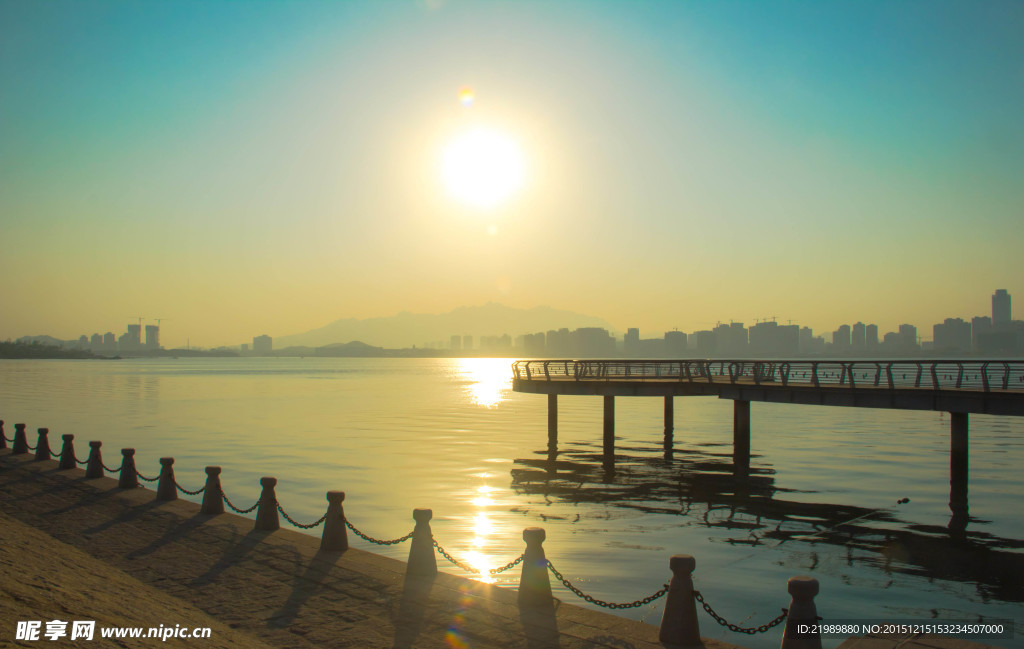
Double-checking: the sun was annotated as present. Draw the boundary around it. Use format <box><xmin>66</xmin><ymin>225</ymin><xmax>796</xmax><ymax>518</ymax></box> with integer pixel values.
<box><xmin>441</xmin><ymin>128</ymin><xmax>525</xmax><ymax>209</ymax></box>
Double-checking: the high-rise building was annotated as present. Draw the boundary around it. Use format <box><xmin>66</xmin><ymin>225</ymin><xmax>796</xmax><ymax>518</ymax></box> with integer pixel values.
<box><xmin>664</xmin><ymin>330</ymin><xmax>687</xmax><ymax>357</ymax></box>
<box><xmin>898</xmin><ymin>324</ymin><xmax>918</xmax><ymax>350</ymax></box>
<box><xmin>624</xmin><ymin>328</ymin><xmax>640</xmax><ymax>356</ymax></box>
<box><xmin>851</xmin><ymin>323</ymin><xmax>866</xmax><ymax>351</ymax></box>
<box><xmin>832</xmin><ymin>324</ymin><xmax>851</xmax><ymax>349</ymax></box>
<box><xmin>933</xmin><ymin>318</ymin><xmax>971</xmax><ymax>353</ymax></box>
<box><xmin>993</xmin><ymin>289</ymin><xmax>1011</xmax><ymax>326</ymax></box>
<box><xmin>253</xmin><ymin>335</ymin><xmax>272</xmax><ymax>354</ymax></box>
<box><xmin>972</xmin><ymin>316</ymin><xmax>992</xmax><ymax>352</ymax></box>
<box><xmin>866</xmin><ymin>324</ymin><xmax>879</xmax><ymax>348</ymax></box>
<box><xmin>145</xmin><ymin>325</ymin><xmax>159</xmax><ymax>350</ymax></box>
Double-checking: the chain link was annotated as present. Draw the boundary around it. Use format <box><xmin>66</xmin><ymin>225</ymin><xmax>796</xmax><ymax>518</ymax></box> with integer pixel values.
<box><xmin>48</xmin><ymin>443</ymin><xmax>62</xmax><ymax>457</ymax></box>
<box><xmin>137</xmin><ymin>470</ymin><xmax>159</xmax><ymax>482</ymax></box>
<box><xmin>75</xmin><ymin>456</ymin><xmax>89</xmax><ymax>466</ymax></box>
<box><xmin>277</xmin><ymin>502</ymin><xmax>327</xmax><ymax>529</ymax></box>
<box><xmin>489</xmin><ymin>553</ymin><xmax>525</xmax><ymax>575</ymax></box>
<box><xmin>344</xmin><ymin>519</ymin><xmax>414</xmax><ymax>545</ymax></box>
<box><xmin>175</xmin><ymin>480</ymin><xmax>206</xmax><ymax>495</ymax></box>
<box><xmin>546</xmin><ymin>560</ymin><xmax>670</xmax><ymax>609</ymax></box>
<box><xmin>222</xmin><ymin>492</ymin><xmax>259</xmax><ymax>514</ymax></box>
<box><xmin>693</xmin><ymin>590</ymin><xmax>788</xmax><ymax>634</ymax></box>
<box><xmin>432</xmin><ymin>539</ymin><xmax>477</xmax><ymax>572</ymax></box>
<box><xmin>27</xmin><ymin>443</ymin><xmax>38</xmax><ymax>451</ymax></box>
<box><xmin>101</xmin><ymin>461</ymin><xmax>122</xmax><ymax>473</ymax></box>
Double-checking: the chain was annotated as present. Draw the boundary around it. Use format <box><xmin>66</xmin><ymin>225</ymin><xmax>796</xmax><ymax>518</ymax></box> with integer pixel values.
<box><xmin>344</xmin><ymin>519</ymin><xmax>414</xmax><ymax>545</ymax></box>
<box><xmin>101</xmin><ymin>462</ymin><xmax>122</xmax><ymax>473</ymax></box>
<box><xmin>693</xmin><ymin>590</ymin><xmax>788</xmax><ymax>634</ymax></box>
<box><xmin>75</xmin><ymin>456</ymin><xmax>89</xmax><ymax>466</ymax></box>
<box><xmin>277</xmin><ymin>503</ymin><xmax>327</xmax><ymax>529</ymax></box>
<box><xmin>137</xmin><ymin>470</ymin><xmax>159</xmax><ymax>482</ymax></box>
<box><xmin>489</xmin><ymin>553</ymin><xmax>525</xmax><ymax>575</ymax></box>
<box><xmin>546</xmin><ymin>560</ymin><xmax>670</xmax><ymax>609</ymax></box>
<box><xmin>222</xmin><ymin>493</ymin><xmax>259</xmax><ymax>514</ymax></box>
<box><xmin>48</xmin><ymin>443</ymin><xmax>62</xmax><ymax>457</ymax></box>
<box><xmin>175</xmin><ymin>480</ymin><xmax>206</xmax><ymax>495</ymax></box>
<box><xmin>27</xmin><ymin>443</ymin><xmax>38</xmax><ymax>451</ymax></box>
<box><xmin>432</xmin><ymin>540</ymin><xmax>477</xmax><ymax>572</ymax></box>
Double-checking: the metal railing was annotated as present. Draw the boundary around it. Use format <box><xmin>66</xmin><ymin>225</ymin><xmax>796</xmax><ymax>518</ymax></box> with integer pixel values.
<box><xmin>512</xmin><ymin>360</ymin><xmax>1024</xmax><ymax>393</ymax></box>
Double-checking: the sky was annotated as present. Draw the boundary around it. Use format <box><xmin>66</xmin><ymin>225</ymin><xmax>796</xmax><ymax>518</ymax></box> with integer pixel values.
<box><xmin>2</xmin><ymin>0</ymin><xmax>1022</xmax><ymax>348</ymax></box>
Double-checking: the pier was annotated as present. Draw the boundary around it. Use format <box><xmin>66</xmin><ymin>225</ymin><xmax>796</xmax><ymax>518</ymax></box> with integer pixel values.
<box><xmin>513</xmin><ymin>358</ymin><xmax>1024</xmax><ymax>490</ymax></box>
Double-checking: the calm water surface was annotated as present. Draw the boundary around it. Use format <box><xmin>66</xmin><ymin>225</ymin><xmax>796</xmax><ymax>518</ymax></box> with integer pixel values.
<box><xmin>2</xmin><ymin>357</ymin><xmax>1021</xmax><ymax>648</ymax></box>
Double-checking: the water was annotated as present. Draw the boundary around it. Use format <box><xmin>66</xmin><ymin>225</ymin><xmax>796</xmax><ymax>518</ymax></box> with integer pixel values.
<box><xmin>2</xmin><ymin>357</ymin><xmax>1021</xmax><ymax>648</ymax></box>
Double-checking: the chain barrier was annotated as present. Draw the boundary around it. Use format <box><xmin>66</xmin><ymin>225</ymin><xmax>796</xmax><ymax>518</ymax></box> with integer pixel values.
<box><xmin>27</xmin><ymin>443</ymin><xmax>38</xmax><ymax>451</ymax></box>
<box><xmin>432</xmin><ymin>540</ymin><xmax>477</xmax><ymax>572</ymax></box>
<box><xmin>693</xmin><ymin>590</ymin><xmax>788</xmax><ymax>634</ymax></box>
<box><xmin>48</xmin><ymin>442</ymin><xmax>62</xmax><ymax>457</ymax></box>
<box><xmin>102</xmin><ymin>462</ymin><xmax>122</xmax><ymax>473</ymax></box>
<box><xmin>489</xmin><ymin>553</ymin><xmax>525</xmax><ymax>575</ymax></box>
<box><xmin>174</xmin><ymin>480</ymin><xmax>206</xmax><ymax>496</ymax></box>
<box><xmin>136</xmin><ymin>470</ymin><xmax>159</xmax><ymax>482</ymax></box>
<box><xmin>546</xmin><ymin>560</ymin><xmax>670</xmax><ymax>609</ymax></box>
<box><xmin>277</xmin><ymin>502</ymin><xmax>327</xmax><ymax>529</ymax></box>
<box><xmin>1</xmin><ymin>433</ymin><xmax>12</xmax><ymax>443</ymax></box>
<box><xmin>75</xmin><ymin>456</ymin><xmax>89</xmax><ymax>466</ymax></box>
<box><xmin>344</xmin><ymin>518</ymin><xmax>414</xmax><ymax>545</ymax></box>
<box><xmin>222</xmin><ymin>493</ymin><xmax>259</xmax><ymax>515</ymax></box>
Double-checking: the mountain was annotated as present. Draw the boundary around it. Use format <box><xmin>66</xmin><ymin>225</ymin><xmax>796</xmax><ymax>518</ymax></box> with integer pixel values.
<box><xmin>273</xmin><ymin>303</ymin><xmax>619</xmax><ymax>349</ymax></box>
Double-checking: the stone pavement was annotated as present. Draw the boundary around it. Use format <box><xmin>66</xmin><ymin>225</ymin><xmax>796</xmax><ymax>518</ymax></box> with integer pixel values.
<box><xmin>0</xmin><ymin>450</ymin><xmax>744</xmax><ymax>649</ymax></box>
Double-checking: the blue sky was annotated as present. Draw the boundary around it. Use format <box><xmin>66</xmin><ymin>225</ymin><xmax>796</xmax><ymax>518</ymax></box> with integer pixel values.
<box><xmin>2</xmin><ymin>0</ymin><xmax>1021</xmax><ymax>346</ymax></box>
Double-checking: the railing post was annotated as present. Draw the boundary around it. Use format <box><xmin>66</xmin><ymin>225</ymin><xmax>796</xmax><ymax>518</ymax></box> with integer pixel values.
<box><xmin>34</xmin><ymin>428</ymin><xmax>51</xmax><ymax>461</ymax></box>
<box><xmin>59</xmin><ymin>434</ymin><xmax>76</xmax><ymax>470</ymax></box>
<box><xmin>200</xmin><ymin>466</ymin><xmax>224</xmax><ymax>514</ymax></box>
<box><xmin>659</xmin><ymin>554</ymin><xmax>701</xmax><ymax>646</ymax></box>
<box><xmin>320</xmin><ymin>491</ymin><xmax>348</xmax><ymax>551</ymax></box>
<box><xmin>156</xmin><ymin>457</ymin><xmax>177</xmax><ymax>501</ymax></box>
<box><xmin>781</xmin><ymin>576</ymin><xmax>821</xmax><ymax>649</ymax></box>
<box><xmin>0</xmin><ymin>420</ymin><xmax>6</xmax><ymax>449</ymax></box>
<box><xmin>85</xmin><ymin>441</ymin><xmax>104</xmax><ymax>479</ymax></box>
<box><xmin>518</xmin><ymin>527</ymin><xmax>552</xmax><ymax>608</ymax></box>
<box><xmin>118</xmin><ymin>448</ymin><xmax>139</xmax><ymax>488</ymax></box>
<box><xmin>407</xmin><ymin>508</ymin><xmax>437</xmax><ymax>576</ymax></box>
<box><xmin>12</xmin><ymin>423</ymin><xmax>28</xmax><ymax>454</ymax></box>
<box><xmin>254</xmin><ymin>477</ymin><xmax>280</xmax><ymax>531</ymax></box>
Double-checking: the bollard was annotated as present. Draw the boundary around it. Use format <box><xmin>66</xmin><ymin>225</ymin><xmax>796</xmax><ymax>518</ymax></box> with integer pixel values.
<box><xmin>156</xmin><ymin>457</ymin><xmax>177</xmax><ymax>501</ymax></box>
<box><xmin>781</xmin><ymin>576</ymin><xmax>821</xmax><ymax>649</ymax></box>
<box><xmin>659</xmin><ymin>554</ymin><xmax>701</xmax><ymax>646</ymax></box>
<box><xmin>320</xmin><ymin>491</ymin><xmax>348</xmax><ymax>551</ymax></box>
<box><xmin>34</xmin><ymin>428</ymin><xmax>51</xmax><ymax>461</ymax></box>
<box><xmin>13</xmin><ymin>423</ymin><xmax>28</xmax><ymax>454</ymax></box>
<box><xmin>85</xmin><ymin>441</ymin><xmax>104</xmax><ymax>479</ymax></box>
<box><xmin>59</xmin><ymin>434</ymin><xmax>76</xmax><ymax>470</ymax></box>
<box><xmin>200</xmin><ymin>466</ymin><xmax>224</xmax><ymax>514</ymax></box>
<box><xmin>517</xmin><ymin>527</ymin><xmax>553</xmax><ymax>608</ymax></box>
<box><xmin>118</xmin><ymin>448</ymin><xmax>139</xmax><ymax>488</ymax></box>
<box><xmin>254</xmin><ymin>477</ymin><xmax>280</xmax><ymax>531</ymax></box>
<box><xmin>407</xmin><ymin>508</ymin><xmax>437</xmax><ymax>576</ymax></box>
<box><xmin>0</xmin><ymin>420</ymin><xmax>6</xmax><ymax>449</ymax></box>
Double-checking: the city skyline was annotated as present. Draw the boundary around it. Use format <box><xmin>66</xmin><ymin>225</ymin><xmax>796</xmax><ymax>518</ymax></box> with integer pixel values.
<box><xmin>2</xmin><ymin>2</ymin><xmax>1022</xmax><ymax>348</ymax></box>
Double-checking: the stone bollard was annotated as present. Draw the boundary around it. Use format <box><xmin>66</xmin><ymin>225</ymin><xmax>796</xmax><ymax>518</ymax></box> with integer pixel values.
<box><xmin>85</xmin><ymin>441</ymin><xmax>104</xmax><ymax>479</ymax></box>
<box><xmin>659</xmin><ymin>555</ymin><xmax>701</xmax><ymax>646</ymax></box>
<box><xmin>407</xmin><ymin>508</ymin><xmax>438</xmax><ymax>577</ymax></box>
<box><xmin>320</xmin><ymin>491</ymin><xmax>348</xmax><ymax>551</ymax></box>
<box><xmin>254</xmin><ymin>477</ymin><xmax>280</xmax><ymax>531</ymax></box>
<box><xmin>200</xmin><ymin>466</ymin><xmax>224</xmax><ymax>514</ymax></box>
<box><xmin>0</xmin><ymin>420</ymin><xmax>6</xmax><ymax>449</ymax></box>
<box><xmin>156</xmin><ymin>457</ymin><xmax>177</xmax><ymax>501</ymax></box>
<box><xmin>118</xmin><ymin>448</ymin><xmax>139</xmax><ymax>489</ymax></box>
<box><xmin>59</xmin><ymin>434</ymin><xmax>76</xmax><ymax>470</ymax></box>
<box><xmin>517</xmin><ymin>527</ymin><xmax>553</xmax><ymax>608</ymax></box>
<box><xmin>13</xmin><ymin>423</ymin><xmax>29</xmax><ymax>454</ymax></box>
<box><xmin>781</xmin><ymin>576</ymin><xmax>821</xmax><ymax>649</ymax></box>
<box><xmin>34</xmin><ymin>428</ymin><xmax>51</xmax><ymax>461</ymax></box>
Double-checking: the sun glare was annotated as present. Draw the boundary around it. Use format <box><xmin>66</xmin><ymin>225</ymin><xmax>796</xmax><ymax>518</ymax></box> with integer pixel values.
<box><xmin>441</xmin><ymin>128</ymin><xmax>525</xmax><ymax>209</ymax></box>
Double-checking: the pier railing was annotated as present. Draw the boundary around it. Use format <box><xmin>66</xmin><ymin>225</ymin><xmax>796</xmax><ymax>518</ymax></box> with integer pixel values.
<box><xmin>512</xmin><ymin>359</ymin><xmax>1024</xmax><ymax>392</ymax></box>
<box><xmin>2</xmin><ymin>419</ymin><xmax>824</xmax><ymax>647</ymax></box>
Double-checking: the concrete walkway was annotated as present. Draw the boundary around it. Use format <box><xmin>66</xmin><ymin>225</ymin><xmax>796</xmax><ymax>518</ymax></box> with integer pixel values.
<box><xmin>0</xmin><ymin>450</ymin><xmax>742</xmax><ymax>649</ymax></box>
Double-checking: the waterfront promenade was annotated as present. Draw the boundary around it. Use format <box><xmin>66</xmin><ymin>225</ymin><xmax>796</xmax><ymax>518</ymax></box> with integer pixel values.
<box><xmin>0</xmin><ymin>449</ymin><xmax>740</xmax><ymax>649</ymax></box>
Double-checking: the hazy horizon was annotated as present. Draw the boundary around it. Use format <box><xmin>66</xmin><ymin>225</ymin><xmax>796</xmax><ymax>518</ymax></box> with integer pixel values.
<box><xmin>3</xmin><ymin>1</ymin><xmax>1022</xmax><ymax>348</ymax></box>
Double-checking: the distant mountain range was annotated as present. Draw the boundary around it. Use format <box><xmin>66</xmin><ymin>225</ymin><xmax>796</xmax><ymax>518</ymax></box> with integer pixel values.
<box><xmin>273</xmin><ymin>303</ymin><xmax>619</xmax><ymax>349</ymax></box>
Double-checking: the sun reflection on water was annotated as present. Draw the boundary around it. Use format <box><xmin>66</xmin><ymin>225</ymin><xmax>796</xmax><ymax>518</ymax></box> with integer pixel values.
<box><xmin>458</xmin><ymin>358</ymin><xmax>512</xmax><ymax>408</ymax></box>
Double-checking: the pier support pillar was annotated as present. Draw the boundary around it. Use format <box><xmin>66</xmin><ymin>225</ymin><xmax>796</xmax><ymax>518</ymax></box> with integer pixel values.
<box><xmin>949</xmin><ymin>412</ymin><xmax>968</xmax><ymax>525</ymax></box>
<box><xmin>664</xmin><ymin>396</ymin><xmax>674</xmax><ymax>432</ymax></box>
<box><xmin>547</xmin><ymin>394</ymin><xmax>558</xmax><ymax>444</ymax></box>
<box><xmin>733</xmin><ymin>400</ymin><xmax>751</xmax><ymax>478</ymax></box>
<box><xmin>603</xmin><ymin>396</ymin><xmax>615</xmax><ymax>462</ymax></box>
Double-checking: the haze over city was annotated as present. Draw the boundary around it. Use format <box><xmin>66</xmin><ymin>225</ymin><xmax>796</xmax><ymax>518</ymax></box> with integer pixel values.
<box><xmin>2</xmin><ymin>1</ymin><xmax>1022</xmax><ymax>349</ymax></box>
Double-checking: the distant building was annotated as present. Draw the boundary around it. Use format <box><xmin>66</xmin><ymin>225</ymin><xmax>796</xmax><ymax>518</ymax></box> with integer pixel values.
<box><xmin>693</xmin><ymin>330</ymin><xmax>715</xmax><ymax>355</ymax></box>
<box><xmin>866</xmin><ymin>324</ymin><xmax>879</xmax><ymax>349</ymax></box>
<box><xmin>145</xmin><ymin>325</ymin><xmax>159</xmax><ymax>350</ymax></box>
<box><xmin>462</xmin><ymin>335</ymin><xmax>473</xmax><ymax>352</ymax></box>
<box><xmin>90</xmin><ymin>333</ymin><xmax>103</xmax><ymax>349</ymax></box>
<box><xmin>993</xmin><ymin>289</ymin><xmax>1011</xmax><ymax>326</ymax></box>
<box><xmin>664</xmin><ymin>330</ymin><xmax>687</xmax><ymax>357</ymax></box>
<box><xmin>898</xmin><ymin>324</ymin><xmax>918</xmax><ymax>351</ymax></box>
<box><xmin>624</xmin><ymin>328</ymin><xmax>640</xmax><ymax>356</ymax></box>
<box><xmin>253</xmin><ymin>335</ymin><xmax>272</xmax><ymax>354</ymax></box>
<box><xmin>933</xmin><ymin>318</ymin><xmax>971</xmax><ymax>353</ymax></box>
<box><xmin>832</xmin><ymin>324</ymin><xmax>851</xmax><ymax>350</ymax></box>
<box><xmin>450</xmin><ymin>335</ymin><xmax>462</xmax><ymax>352</ymax></box>
<box><xmin>851</xmin><ymin>323</ymin><xmax>866</xmax><ymax>351</ymax></box>
<box><xmin>713</xmin><ymin>322</ymin><xmax>747</xmax><ymax>356</ymax></box>
<box><xmin>971</xmin><ymin>316</ymin><xmax>992</xmax><ymax>353</ymax></box>
<box><xmin>102</xmin><ymin>332</ymin><xmax>117</xmax><ymax>355</ymax></box>
<box><xmin>240</xmin><ymin>343</ymin><xmax>249</xmax><ymax>352</ymax></box>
